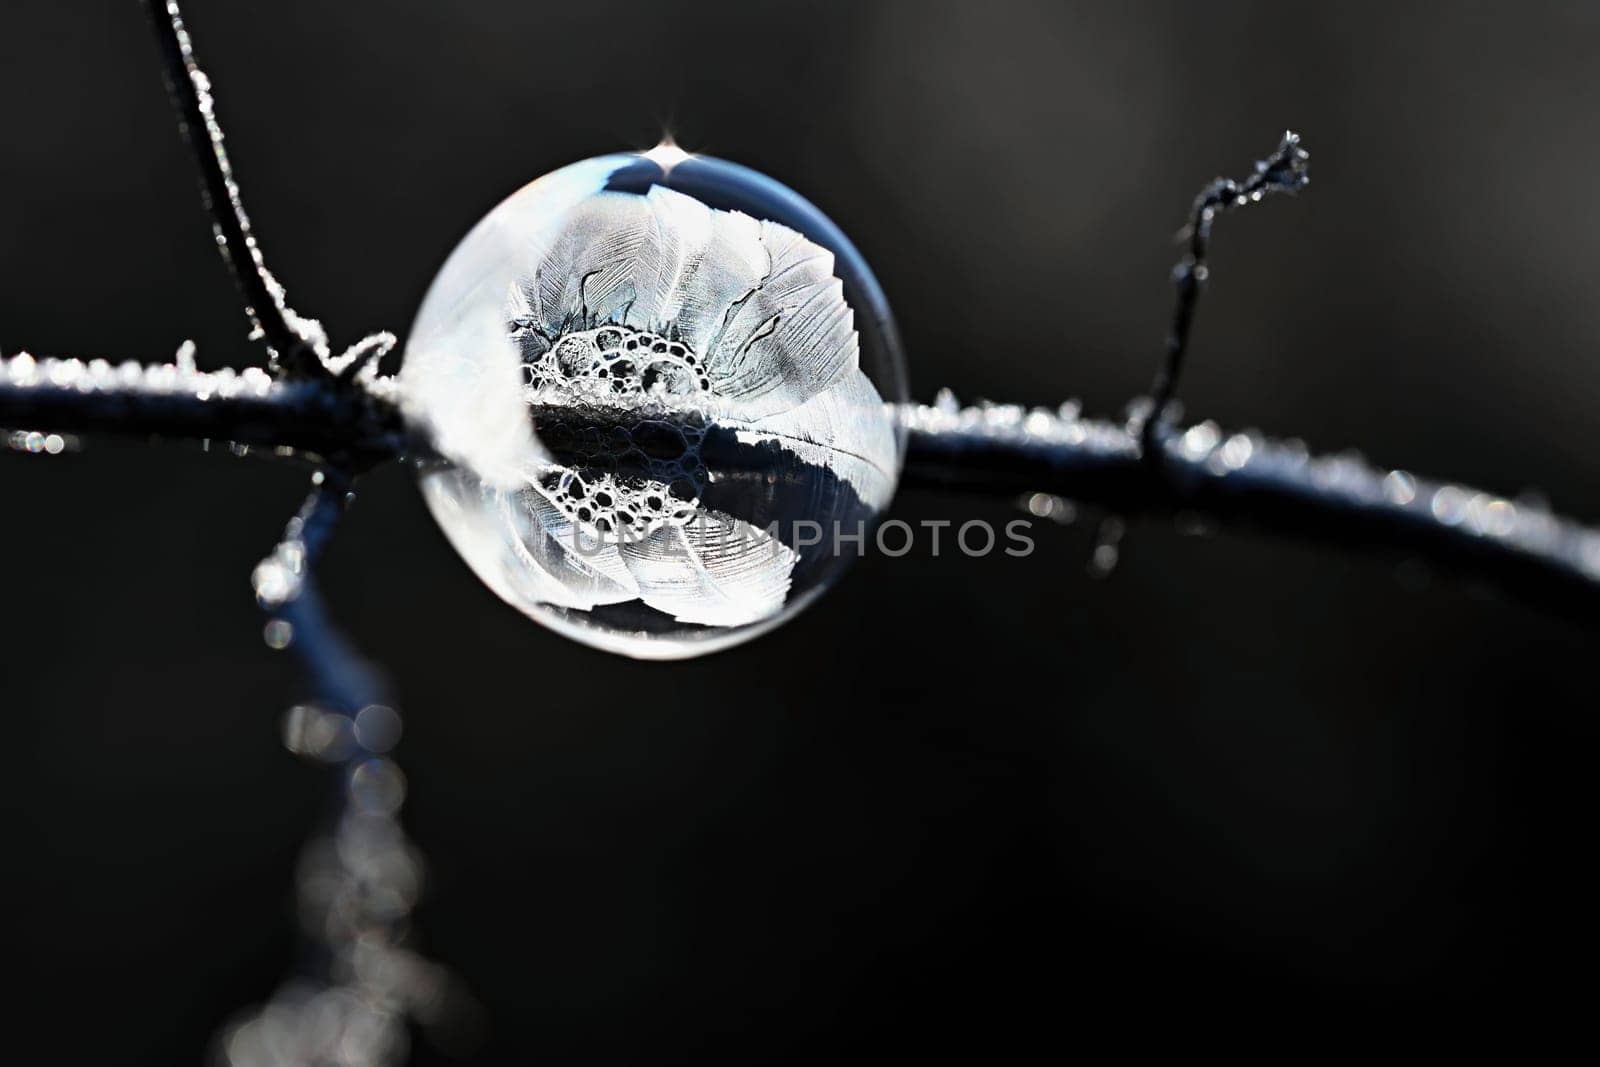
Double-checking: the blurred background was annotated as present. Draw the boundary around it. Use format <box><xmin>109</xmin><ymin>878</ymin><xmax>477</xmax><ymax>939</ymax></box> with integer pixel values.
<box><xmin>3</xmin><ymin>0</ymin><xmax>1597</xmax><ymax>1059</ymax></box>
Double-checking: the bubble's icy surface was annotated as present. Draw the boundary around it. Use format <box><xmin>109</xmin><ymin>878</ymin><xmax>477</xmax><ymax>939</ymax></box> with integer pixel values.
<box><xmin>402</xmin><ymin>151</ymin><xmax>906</xmax><ymax>658</ymax></box>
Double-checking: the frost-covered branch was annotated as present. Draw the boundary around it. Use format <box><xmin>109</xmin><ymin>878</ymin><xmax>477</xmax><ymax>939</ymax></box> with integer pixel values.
<box><xmin>144</xmin><ymin>0</ymin><xmax>333</xmax><ymax>377</ymax></box>
<box><xmin>7</xmin><ymin>348</ymin><xmax>1599</xmax><ymax>619</ymax></box>
<box><xmin>0</xmin><ymin>350</ymin><xmax>403</xmax><ymax>466</ymax></box>
<box><xmin>254</xmin><ymin>468</ymin><xmax>388</xmax><ymax>706</ymax></box>
<box><xmin>901</xmin><ymin>396</ymin><xmax>1600</xmax><ymax>621</ymax></box>
<box><xmin>217</xmin><ymin>469</ymin><xmax>467</xmax><ymax>1064</ymax></box>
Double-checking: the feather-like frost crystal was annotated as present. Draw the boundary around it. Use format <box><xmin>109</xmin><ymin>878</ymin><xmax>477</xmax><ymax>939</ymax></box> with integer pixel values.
<box><xmin>401</xmin><ymin>152</ymin><xmax>906</xmax><ymax>658</ymax></box>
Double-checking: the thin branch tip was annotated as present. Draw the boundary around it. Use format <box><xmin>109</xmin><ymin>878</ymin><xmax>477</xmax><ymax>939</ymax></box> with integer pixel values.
<box><xmin>1143</xmin><ymin>129</ymin><xmax>1312</xmax><ymax>459</ymax></box>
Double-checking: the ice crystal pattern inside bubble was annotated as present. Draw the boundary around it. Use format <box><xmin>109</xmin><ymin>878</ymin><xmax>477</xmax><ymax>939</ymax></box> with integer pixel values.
<box><xmin>403</xmin><ymin>156</ymin><xmax>902</xmax><ymax>658</ymax></box>
<box><xmin>517</xmin><ymin>325</ymin><xmax>709</xmax><ymax>536</ymax></box>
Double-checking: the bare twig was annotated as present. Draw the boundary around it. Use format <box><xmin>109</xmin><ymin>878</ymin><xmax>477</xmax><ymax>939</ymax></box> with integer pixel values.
<box><xmin>143</xmin><ymin>0</ymin><xmax>331</xmax><ymax>377</ymax></box>
<box><xmin>1142</xmin><ymin>131</ymin><xmax>1310</xmax><ymax>459</ymax></box>
<box><xmin>225</xmin><ymin>470</ymin><xmax>465</xmax><ymax>1065</ymax></box>
<box><xmin>255</xmin><ymin>469</ymin><xmax>389</xmax><ymax>709</ymax></box>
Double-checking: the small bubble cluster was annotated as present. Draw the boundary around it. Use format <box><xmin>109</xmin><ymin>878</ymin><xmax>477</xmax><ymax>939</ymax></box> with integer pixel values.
<box><xmin>540</xmin><ymin>466</ymin><xmax>698</xmax><ymax>540</ymax></box>
<box><xmin>517</xmin><ymin>323</ymin><xmax>719</xmax><ymax>543</ymax></box>
<box><xmin>519</xmin><ymin>324</ymin><xmax>710</xmax><ymax>398</ymax></box>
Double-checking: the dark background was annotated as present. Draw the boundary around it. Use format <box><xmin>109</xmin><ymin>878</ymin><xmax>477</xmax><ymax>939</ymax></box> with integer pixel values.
<box><xmin>3</xmin><ymin>0</ymin><xmax>1597</xmax><ymax>1060</ymax></box>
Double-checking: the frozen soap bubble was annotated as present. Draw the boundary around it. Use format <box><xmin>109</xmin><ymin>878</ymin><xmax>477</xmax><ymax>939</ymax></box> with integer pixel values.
<box><xmin>401</xmin><ymin>146</ymin><xmax>908</xmax><ymax>659</ymax></box>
